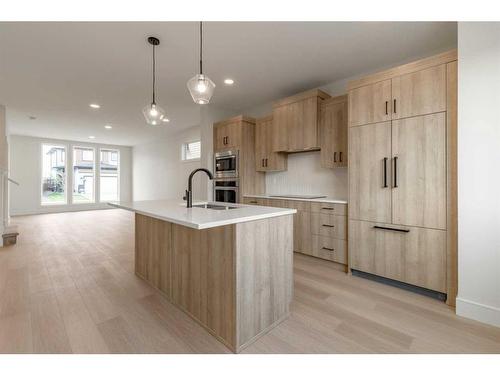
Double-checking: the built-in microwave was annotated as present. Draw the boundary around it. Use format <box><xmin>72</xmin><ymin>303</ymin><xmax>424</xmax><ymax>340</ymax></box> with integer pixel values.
<box><xmin>214</xmin><ymin>150</ymin><xmax>238</xmax><ymax>179</ymax></box>
<box><xmin>213</xmin><ymin>179</ymin><xmax>239</xmax><ymax>204</ymax></box>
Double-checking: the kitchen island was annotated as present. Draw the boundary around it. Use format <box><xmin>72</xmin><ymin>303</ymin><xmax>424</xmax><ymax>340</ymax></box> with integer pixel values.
<box><xmin>109</xmin><ymin>200</ymin><xmax>296</xmax><ymax>353</ymax></box>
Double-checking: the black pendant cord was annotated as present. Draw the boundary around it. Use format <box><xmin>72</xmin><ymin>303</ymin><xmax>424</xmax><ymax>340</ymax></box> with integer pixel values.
<box><xmin>199</xmin><ymin>21</ymin><xmax>203</xmax><ymax>75</ymax></box>
<box><xmin>152</xmin><ymin>43</ymin><xmax>156</xmax><ymax>105</ymax></box>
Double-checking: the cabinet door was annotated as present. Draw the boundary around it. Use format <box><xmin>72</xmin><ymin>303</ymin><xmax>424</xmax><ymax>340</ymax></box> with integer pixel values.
<box><xmin>214</xmin><ymin>124</ymin><xmax>227</xmax><ymax>152</ymax></box>
<box><xmin>348</xmin><ymin>122</ymin><xmax>392</xmax><ymax>223</ymax></box>
<box><xmin>320</xmin><ymin>99</ymin><xmax>348</xmax><ymax>168</ymax></box>
<box><xmin>392</xmin><ymin>65</ymin><xmax>446</xmax><ymax>120</ymax></box>
<box><xmin>349</xmin><ymin>219</ymin><xmax>446</xmax><ymax>292</ymax></box>
<box><xmin>287</xmin><ymin>98</ymin><xmax>320</xmax><ymax>152</ymax></box>
<box><xmin>284</xmin><ymin>200</ymin><xmax>311</xmax><ymax>254</ymax></box>
<box><xmin>349</xmin><ymin>80</ymin><xmax>391</xmax><ymax>127</ymax></box>
<box><xmin>256</xmin><ymin>116</ymin><xmax>287</xmax><ymax>172</ymax></box>
<box><xmin>255</xmin><ymin>120</ymin><xmax>267</xmax><ymax>171</ymax></box>
<box><xmin>271</xmin><ymin>106</ymin><xmax>289</xmax><ymax>152</ymax></box>
<box><xmin>299</xmin><ymin>97</ymin><xmax>320</xmax><ymax>151</ymax></box>
<box><xmin>392</xmin><ymin>113</ymin><xmax>446</xmax><ymax>229</ymax></box>
<box><xmin>225</xmin><ymin>122</ymin><xmax>241</xmax><ymax>149</ymax></box>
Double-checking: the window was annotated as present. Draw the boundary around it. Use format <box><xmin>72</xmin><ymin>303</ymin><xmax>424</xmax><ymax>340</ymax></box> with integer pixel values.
<box><xmin>100</xmin><ymin>149</ymin><xmax>119</xmax><ymax>202</ymax></box>
<box><xmin>41</xmin><ymin>144</ymin><xmax>67</xmax><ymax>205</ymax></box>
<box><xmin>82</xmin><ymin>149</ymin><xmax>93</xmax><ymax>161</ymax></box>
<box><xmin>182</xmin><ymin>140</ymin><xmax>201</xmax><ymax>161</ymax></box>
<box><xmin>73</xmin><ymin>147</ymin><xmax>95</xmax><ymax>204</ymax></box>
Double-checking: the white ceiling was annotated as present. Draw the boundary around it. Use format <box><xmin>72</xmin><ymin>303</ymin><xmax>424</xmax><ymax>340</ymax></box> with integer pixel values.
<box><xmin>0</xmin><ymin>22</ymin><xmax>457</xmax><ymax>146</ymax></box>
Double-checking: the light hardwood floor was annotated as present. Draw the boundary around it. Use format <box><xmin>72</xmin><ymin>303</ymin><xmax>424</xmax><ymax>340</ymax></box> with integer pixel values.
<box><xmin>1</xmin><ymin>209</ymin><xmax>499</xmax><ymax>354</ymax></box>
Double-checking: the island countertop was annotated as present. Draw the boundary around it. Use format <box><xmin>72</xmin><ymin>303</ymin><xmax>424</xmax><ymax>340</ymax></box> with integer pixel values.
<box><xmin>109</xmin><ymin>199</ymin><xmax>296</xmax><ymax>230</ymax></box>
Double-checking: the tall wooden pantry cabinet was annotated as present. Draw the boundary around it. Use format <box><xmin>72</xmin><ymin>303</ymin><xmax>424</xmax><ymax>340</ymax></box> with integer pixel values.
<box><xmin>347</xmin><ymin>50</ymin><xmax>458</xmax><ymax>306</ymax></box>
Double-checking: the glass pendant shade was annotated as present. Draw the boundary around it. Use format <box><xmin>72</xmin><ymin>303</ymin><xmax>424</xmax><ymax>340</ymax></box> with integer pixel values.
<box><xmin>187</xmin><ymin>74</ymin><xmax>216</xmax><ymax>104</ymax></box>
<box><xmin>142</xmin><ymin>103</ymin><xmax>166</xmax><ymax>126</ymax></box>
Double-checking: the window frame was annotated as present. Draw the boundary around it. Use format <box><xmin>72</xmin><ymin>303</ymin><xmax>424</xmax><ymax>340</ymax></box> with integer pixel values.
<box><xmin>72</xmin><ymin>146</ymin><xmax>96</xmax><ymax>204</ymax></box>
<box><xmin>98</xmin><ymin>148</ymin><xmax>120</xmax><ymax>203</ymax></box>
<box><xmin>40</xmin><ymin>143</ymin><xmax>68</xmax><ymax>206</ymax></box>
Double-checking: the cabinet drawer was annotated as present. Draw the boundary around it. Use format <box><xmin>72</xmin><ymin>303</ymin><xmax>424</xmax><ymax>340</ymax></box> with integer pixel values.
<box><xmin>242</xmin><ymin>197</ymin><xmax>265</xmax><ymax>205</ymax></box>
<box><xmin>310</xmin><ymin>202</ymin><xmax>346</xmax><ymax>215</ymax></box>
<box><xmin>311</xmin><ymin>235</ymin><xmax>347</xmax><ymax>264</ymax></box>
<box><xmin>284</xmin><ymin>200</ymin><xmax>311</xmax><ymax>212</ymax></box>
<box><xmin>311</xmin><ymin>213</ymin><xmax>346</xmax><ymax>239</ymax></box>
<box><xmin>266</xmin><ymin>199</ymin><xmax>286</xmax><ymax>208</ymax></box>
<box><xmin>349</xmin><ymin>219</ymin><xmax>446</xmax><ymax>293</ymax></box>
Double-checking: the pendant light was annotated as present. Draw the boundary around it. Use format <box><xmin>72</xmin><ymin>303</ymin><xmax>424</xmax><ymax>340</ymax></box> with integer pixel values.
<box><xmin>143</xmin><ymin>36</ymin><xmax>167</xmax><ymax>126</ymax></box>
<box><xmin>187</xmin><ymin>22</ymin><xmax>216</xmax><ymax>105</ymax></box>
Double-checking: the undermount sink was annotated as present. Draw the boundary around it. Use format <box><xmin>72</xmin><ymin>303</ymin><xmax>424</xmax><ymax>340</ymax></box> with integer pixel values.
<box><xmin>192</xmin><ymin>203</ymin><xmax>239</xmax><ymax>210</ymax></box>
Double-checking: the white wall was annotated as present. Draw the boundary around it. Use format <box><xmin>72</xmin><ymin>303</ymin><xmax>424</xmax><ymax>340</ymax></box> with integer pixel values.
<box><xmin>456</xmin><ymin>22</ymin><xmax>500</xmax><ymax>328</ymax></box>
<box><xmin>0</xmin><ymin>105</ymin><xmax>8</xmax><ymax>245</ymax></box>
<box><xmin>133</xmin><ymin>125</ymin><xmax>205</xmax><ymax>201</ymax></box>
<box><xmin>9</xmin><ymin>135</ymin><xmax>132</xmax><ymax>216</ymax></box>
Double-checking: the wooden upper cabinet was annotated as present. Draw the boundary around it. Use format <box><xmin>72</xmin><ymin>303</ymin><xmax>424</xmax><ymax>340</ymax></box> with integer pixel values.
<box><xmin>391</xmin><ymin>113</ymin><xmax>446</xmax><ymax>229</ymax></box>
<box><xmin>271</xmin><ymin>106</ymin><xmax>288</xmax><ymax>152</ymax></box>
<box><xmin>348</xmin><ymin>121</ymin><xmax>392</xmax><ymax>223</ymax></box>
<box><xmin>272</xmin><ymin>89</ymin><xmax>330</xmax><ymax>152</ymax></box>
<box><xmin>213</xmin><ymin>117</ymin><xmax>244</xmax><ymax>152</ymax></box>
<box><xmin>392</xmin><ymin>65</ymin><xmax>446</xmax><ymax>120</ymax></box>
<box><xmin>348</xmin><ymin>80</ymin><xmax>392</xmax><ymax>127</ymax></box>
<box><xmin>255</xmin><ymin>116</ymin><xmax>287</xmax><ymax>172</ymax></box>
<box><xmin>320</xmin><ymin>95</ymin><xmax>348</xmax><ymax>168</ymax></box>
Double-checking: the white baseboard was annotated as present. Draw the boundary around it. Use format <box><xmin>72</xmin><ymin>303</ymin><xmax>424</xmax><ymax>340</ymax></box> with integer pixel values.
<box><xmin>10</xmin><ymin>205</ymin><xmax>114</xmax><ymax>216</ymax></box>
<box><xmin>456</xmin><ymin>297</ymin><xmax>500</xmax><ymax>328</ymax></box>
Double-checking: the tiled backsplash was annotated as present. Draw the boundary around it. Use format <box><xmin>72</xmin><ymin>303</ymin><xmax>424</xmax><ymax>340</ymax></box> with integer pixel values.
<box><xmin>265</xmin><ymin>151</ymin><xmax>347</xmax><ymax>199</ymax></box>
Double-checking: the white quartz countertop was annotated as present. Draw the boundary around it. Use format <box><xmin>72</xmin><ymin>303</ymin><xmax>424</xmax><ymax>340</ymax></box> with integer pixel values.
<box><xmin>109</xmin><ymin>200</ymin><xmax>296</xmax><ymax>230</ymax></box>
<box><xmin>243</xmin><ymin>194</ymin><xmax>348</xmax><ymax>204</ymax></box>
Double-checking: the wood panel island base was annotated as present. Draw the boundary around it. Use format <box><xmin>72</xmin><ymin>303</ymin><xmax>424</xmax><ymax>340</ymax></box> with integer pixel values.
<box><xmin>111</xmin><ymin>200</ymin><xmax>295</xmax><ymax>353</ymax></box>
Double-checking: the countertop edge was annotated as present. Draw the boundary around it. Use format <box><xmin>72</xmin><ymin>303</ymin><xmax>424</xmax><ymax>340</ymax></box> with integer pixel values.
<box><xmin>243</xmin><ymin>195</ymin><xmax>348</xmax><ymax>204</ymax></box>
<box><xmin>109</xmin><ymin>202</ymin><xmax>297</xmax><ymax>230</ymax></box>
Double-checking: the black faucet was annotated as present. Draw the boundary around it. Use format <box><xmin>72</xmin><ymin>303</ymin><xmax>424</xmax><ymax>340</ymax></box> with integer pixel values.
<box><xmin>184</xmin><ymin>168</ymin><xmax>214</xmax><ymax>208</ymax></box>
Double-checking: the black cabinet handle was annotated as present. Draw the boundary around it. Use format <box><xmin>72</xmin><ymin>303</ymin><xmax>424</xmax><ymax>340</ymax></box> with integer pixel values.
<box><xmin>321</xmin><ymin>207</ymin><xmax>334</xmax><ymax>210</ymax></box>
<box><xmin>322</xmin><ymin>247</ymin><xmax>335</xmax><ymax>252</ymax></box>
<box><xmin>393</xmin><ymin>156</ymin><xmax>398</xmax><ymax>188</ymax></box>
<box><xmin>373</xmin><ymin>225</ymin><xmax>409</xmax><ymax>233</ymax></box>
<box><xmin>393</xmin><ymin>99</ymin><xmax>397</xmax><ymax>114</ymax></box>
<box><xmin>322</xmin><ymin>224</ymin><xmax>335</xmax><ymax>228</ymax></box>
<box><xmin>339</xmin><ymin>152</ymin><xmax>343</xmax><ymax>163</ymax></box>
<box><xmin>383</xmin><ymin>157</ymin><xmax>388</xmax><ymax>188</ymax></box>
<box><xmin>385</xmin><ymin>101</ymin><xmax>388</xmax><ymax>115</ymax></box>
<box><xmin>333</xmin><ymin>152</ymin><xmax>337</xmax><ymax>163</ymax></box>
<box><xmin>265</xmin><ymin>158</ymin><xmax>268</xmax><ymax>167</ymax></box>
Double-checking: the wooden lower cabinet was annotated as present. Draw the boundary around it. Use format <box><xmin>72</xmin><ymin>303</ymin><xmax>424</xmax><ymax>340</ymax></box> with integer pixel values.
<box><xmin>246</xmin><ymin>197</ymin><xmax>348</xmax><ymax>266</ymax></box>
<box><xmin>135</xmin><ymin>213</ymin><xmax>294</xmax><ymax>353</ymax></box>
<box><xmin>349</xmin><ymin>219</ymin><xmax>446</xmax><ymax>293</ymax></box>
<box><xmin>242</xmin><ymin>197</ymin><xmax>265</xmax><ymax>205</ymax></box>
<box><xmin>310</xmin><ymin>235</ymin><xmax>347</xmax><ymax>264</ymax></box>
<box><xmin>311</xmin><ymin>212</ymin><xmax>346</xmax><ymax>239</ymax></box>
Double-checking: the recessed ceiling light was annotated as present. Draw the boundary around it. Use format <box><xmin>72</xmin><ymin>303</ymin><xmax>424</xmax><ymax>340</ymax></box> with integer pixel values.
<box><xmin>89</xmin><ymin>103</ymin><xmax>100</xmax><ymax>109</ymax></box>
<box><xmin>104</xmin><ymin>125</ymin><xmax>112</xmax><ymax>129</ymax></box>
<box><xmin>88</xmin><ymin>135</ymin><xmax>96</xmax><ymax>139</ymax></box>
<box><xmin>162</xmin><ymin>118</ymin><xmax>170</xmax><ymax>123</ymax></box>
<box><xmin>224</xmin><ymin>78</ymin><xmax>234</xmax><ymax>85</ymax></box>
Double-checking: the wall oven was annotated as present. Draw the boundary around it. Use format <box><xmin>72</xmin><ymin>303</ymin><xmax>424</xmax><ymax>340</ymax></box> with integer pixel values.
<box><xmin>213</xmin><ymin>179</ymin><xmax>239</xmax><ymax>204</ymax></box>
<box><xmin>214</xmin><ymin>150</ymin><xmax>238</xmax><ymax>179</ymax></box>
